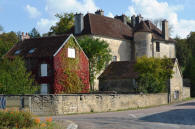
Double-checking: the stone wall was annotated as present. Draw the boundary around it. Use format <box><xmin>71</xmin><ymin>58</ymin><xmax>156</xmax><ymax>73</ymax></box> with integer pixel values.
<box><xmin>31</xmin><ymin>94</ymin><xmax>168</xmax><ymax>115</ymax></box>
<box><xmin>183</xmin><ymin>87</ymin><xmax>191</xmax><ymax>99</ymax></box>
<box><xmin>0</xmin><ymin>94</ymin><xmax>168</xmax><ymax>115</ymax></box>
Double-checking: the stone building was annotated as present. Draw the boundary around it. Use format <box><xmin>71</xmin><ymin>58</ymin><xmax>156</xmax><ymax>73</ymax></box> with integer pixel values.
<box><xmin>99</xmin><ymin>58</ymin><xmax>184</xmax><ymax>102</ymax></box>
<box><xmin>5</xmin><ymin>34</ymin><xmax>90</xmax><ymax>94</ymax></box>
<box><xmin>73</xmin><ymin>10</ymin><xmax>176</xmax><ymax>90</ymax></box>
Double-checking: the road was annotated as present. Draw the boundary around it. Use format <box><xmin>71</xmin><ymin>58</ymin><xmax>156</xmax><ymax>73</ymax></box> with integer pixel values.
<box><xmin>51</xmin><ymin>100</ymin><xmax>195</xmax><ymax>129</ymax></box>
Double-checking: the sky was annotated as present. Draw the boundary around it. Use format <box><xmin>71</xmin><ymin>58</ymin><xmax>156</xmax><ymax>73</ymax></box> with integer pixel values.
<box><xmin>0</xmin><ymin>0</ymin><xmax>195</xmax><ymax>38</ymax></box>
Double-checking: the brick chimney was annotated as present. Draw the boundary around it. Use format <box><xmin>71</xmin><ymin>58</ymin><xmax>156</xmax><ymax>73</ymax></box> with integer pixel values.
<box><xmin>74</xmin><ymin>13</ymin><xmax>84</xmax><ymax>34</ymax></box>
<box><xmin>162</xmin><ymin>20</ymin><xmax>169</xmax><ymax>40</ymax></box>
<box><xmin>114</xmin><ymin>14</ymin><xmax>127</xmax><ymax>25</ymax></box>
<box><xmin>21</xmin><ymin>32</ymin><xmax>30</xmax><ymax>41</ymax></box>
<box><xmin>95</xmin><ymin>9</ymin><xmax>104</xmax><ymax>16</ymax></box>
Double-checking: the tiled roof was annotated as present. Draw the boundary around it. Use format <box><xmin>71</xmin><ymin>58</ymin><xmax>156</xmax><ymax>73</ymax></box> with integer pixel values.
<box><xmin>5</xmin><ymin>34</ymin><xmax>70</xmax><ymax>58</ymax></box>
<box><xmin>136</xmin><ymin>20</ymin><xmax>175</xmax><ymax>42</ymax></box>
<box><xmin>98</xmin><ymin>61</ymin><xmax>138</xmax><ymax>80</ymax></box>
<box><xmin>79</xmin><ymin>13</ymin><xmax>134</xmax><ymax>40</ymax></box>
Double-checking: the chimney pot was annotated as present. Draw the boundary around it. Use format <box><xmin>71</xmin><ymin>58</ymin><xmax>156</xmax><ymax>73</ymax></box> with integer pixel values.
<box><xmin>114</xmin><ymin>14</ymin><xmax>127</xmax><ymax>25</ymax></box>
<box><xmin>95</xmin><ymin>9</ymin><xmax>104</xmax><ymax>16</ymax></box>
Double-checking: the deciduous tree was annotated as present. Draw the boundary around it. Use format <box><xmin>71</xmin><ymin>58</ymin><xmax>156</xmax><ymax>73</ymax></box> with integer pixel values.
<box><xmin>78</xmin><ymin>36</ymin><xmax>112</xmax><ymax>91</ymax></box>
<box><xmin>0</xmin><ymin>57</ymin><xmax>38</xmax><ymax>94</ymax></box>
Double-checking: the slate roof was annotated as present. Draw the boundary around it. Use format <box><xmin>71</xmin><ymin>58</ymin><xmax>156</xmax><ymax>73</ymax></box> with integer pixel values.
<box><xmin>77</xmin><ymin>13</ymin><xmax>134</xmax><ymax>40</ymax></box>
<box><xmin>98</xmin><ymin>61</ymin><xmax>138</xmax><ymax>80</ymax></box>
<box><xmin>5</xmin><ymin>34</ymin><xmax>70</xmax><ymax>58</ymax></box>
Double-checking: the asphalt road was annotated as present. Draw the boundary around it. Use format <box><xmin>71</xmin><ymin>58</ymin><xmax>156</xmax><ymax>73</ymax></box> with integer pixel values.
<box><xmin>52</xmin><ymin>100</ymin><xmax>195</xmax><ymax>129</ymax></box>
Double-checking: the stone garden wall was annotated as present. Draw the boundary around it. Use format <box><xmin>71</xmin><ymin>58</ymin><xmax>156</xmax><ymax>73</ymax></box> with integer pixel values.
<box><xmin>0</xmin><ymin>93</ymin><xmax>168</xmax><ymax>115</ymax></box>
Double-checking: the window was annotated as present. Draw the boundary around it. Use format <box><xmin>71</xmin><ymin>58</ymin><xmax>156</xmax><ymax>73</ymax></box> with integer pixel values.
<box><xmin>112</xmin><ymin>56</ymin><xmax>117</xmax><ymax>62</ymax></box>
<box><xmin>156</xmin><ymin>42</ymin><xmax>160</xmax><ymax>52</ymax></box>
<box><xmin>15</xmin><ymin>50</ymin><xmax>21</xmax><ymax>55</ymax></box>
<box><xmin>68</xmin><ymin>48</ymin><xmax>75</xmax><ymax>58</ymax></box>
<box><xmin>41</xmin><ymin>64</ymin><xmax>47</xmax><ymax>77</ymax></box>
<box><xmin>28</xmin><ymin>48</ymin><xmax>36</xmax><ymax>54</ymax></box>
<box><xmin>41</xmin><ymin>84</ymin><xmax>48</xmax><ymax>94</ymax></box>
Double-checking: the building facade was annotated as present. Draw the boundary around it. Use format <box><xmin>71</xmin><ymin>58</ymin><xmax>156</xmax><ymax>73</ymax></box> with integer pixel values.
<box><xmin>6</xmin><ymin>34</ymin><xmax>90</xmax><ymax>94</ymax></box>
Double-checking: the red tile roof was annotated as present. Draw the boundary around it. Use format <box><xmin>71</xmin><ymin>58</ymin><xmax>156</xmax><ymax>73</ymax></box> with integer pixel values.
<box><xmin>5</xmin><ymin>34</ymin><xmax>70</xmax><ymax>58</ymax></box>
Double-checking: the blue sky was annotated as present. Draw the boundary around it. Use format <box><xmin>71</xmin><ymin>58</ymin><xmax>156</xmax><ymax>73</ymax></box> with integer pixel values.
<box><xmin>0</xmin><ymin>0</ymin><xmax>195</xmax><ymax>38</ymax></box>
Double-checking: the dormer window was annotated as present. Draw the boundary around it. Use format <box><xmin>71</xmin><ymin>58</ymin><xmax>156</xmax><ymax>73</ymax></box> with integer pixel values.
<box><xmin>15</xmin><ymin>50</ymin><xmax>21</xmax><ymax>55</ymax></box>
<box><xmin>28</xmin><ymin>48</ymin><xmax>36</xmax><ymax>54</ymax></box>
<box><xmin>68</xmin><ymin>48</ymin><xmax>75</xmax><ymax>58</ymax></box>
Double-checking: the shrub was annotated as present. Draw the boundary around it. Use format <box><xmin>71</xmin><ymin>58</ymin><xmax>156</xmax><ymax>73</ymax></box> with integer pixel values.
<box><xmin>0</xmin><ymin>110</ymin><xmax>36</xmax><ymax>129</ymax></box>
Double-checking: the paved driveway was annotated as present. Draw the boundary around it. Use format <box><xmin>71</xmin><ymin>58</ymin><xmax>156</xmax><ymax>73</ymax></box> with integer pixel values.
<box><xmin>51</xmin><ymin>100</ymin><xmax>195</xmax><ymax>129</ymax></box>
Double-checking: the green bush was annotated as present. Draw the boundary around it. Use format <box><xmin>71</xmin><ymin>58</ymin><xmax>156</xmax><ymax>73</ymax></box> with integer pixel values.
<box><xmin>0</xmin><ymin>110</ymin><xmax>36</xmax><ymax>129</ymax></box>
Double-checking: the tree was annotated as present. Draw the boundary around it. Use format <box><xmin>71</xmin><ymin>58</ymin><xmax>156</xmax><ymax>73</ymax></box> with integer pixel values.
<box><xmin>0</xmin><ymin>31</ymin><xmax>18</xmax><ymax>58</ymax></box>
<box><xmin>29</xmin><ymin>28</ymin><xmax>40</xmax><ymax>38</ymax></box>
<box><xmin>175</xmin><ymin>37</ymin><xmax>191</xmax><ymax>70</ymax></box>
<box><xmin>78</xmin><ymin>36</ymin><xmax>112</xmax><ymax>91</ymax></box>
<box><xmin>134</xmin><ymin>56</ymin><xmax>174</xmax><ymax>93</ymax></box>
<box><xmin>0</xmin><ymin>57</ymin><xmax>38</xmax><ymax>94</ymax></box>
<box><xmin>49</xmin><ymin>13</ymin><xmax>74</xmax><ymax>35</ymax></box>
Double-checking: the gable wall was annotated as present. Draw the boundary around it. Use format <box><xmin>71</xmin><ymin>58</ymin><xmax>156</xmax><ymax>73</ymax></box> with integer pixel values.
<box><xmin>170</xmin><ymin>61</ymin><xmax>183</xmax><ymax>102</ymax></box>
<box><xmin>90</xmin><ymin>35</ymin><xmax>131</xmax><ymax>90</ymax></box>
<box><xmin>53</xmin><ymin>37</ymin><xmax>90</xmax><ymax>93</ymax></box>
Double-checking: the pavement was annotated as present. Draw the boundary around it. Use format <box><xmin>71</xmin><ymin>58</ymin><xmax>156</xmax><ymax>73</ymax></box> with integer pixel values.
<box><xmin>45</xmin><ymin>99</ymin><xmax>195</xmax><ymax>129</ymax></box>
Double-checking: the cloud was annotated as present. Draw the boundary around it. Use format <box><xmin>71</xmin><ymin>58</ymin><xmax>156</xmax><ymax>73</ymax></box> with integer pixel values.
<box><xmin>127</xmin><ymin>0</ymin><xmax>195</xmax><ymax>38</ymax></box>
<box><xmin>26</xmin><ymin>5</ymin><xmax>41</xmax><ymax>18</ymax></box>
<box><xmin>37</xmin><ymin>18</ymin><xmax>57</xmax><ymax>34</ymax></box>
<box><xmin>37</xmin><ymin>0</ymin><xmax>98</xmax><ymax>34</ymax></box>
<box><xmin>45</xmin><ymin>0</ymin><xmax>98</xmax><ymax>15</ymax></box>
<box><xmin>107</xmin><ymin>12</ymin><xmax>114</xmax><ymax>18</ymax></box>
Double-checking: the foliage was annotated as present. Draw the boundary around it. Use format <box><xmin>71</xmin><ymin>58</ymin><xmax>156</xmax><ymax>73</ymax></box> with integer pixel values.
<box><xmin>78</xmin><ymin>36</ymin><xmax>112</xmax><ymax>90</ymax></box>
<box><xmin>176</xmin><ymin>32</ymin><xmax>195</xmax><ymax>96</ymax></box>
<box><xmin>56</xmin><ymin>37</ymin><xmax>86</xmax><ymax>93</ymax></box>
<box><xmin>175</xmin><ymin>37</ymin><xmax>191</xmax><ymax>69</ymax></box>
<box><xmin>0</xmin><ymin>31</ymin><xmax>18</xmax><ymax>58</ymax></box>
<box><xmin>0</xmin><ymin>57</ymin><xmax>38</xmax><ymax>94</ymax></box>
<box><xmin>134</xmin><ymin>56</ymin><xmax>174</xmax><ymax>93</ymax></box>
<box><xmin>49</xmin><ymin>13</ymin><xmax>74</xmax><ymax>35</ymax></box>
<box><xmin>0</xmin><ymin>110</ymin><xmax>36</xmax><ymax>129</ymax></box>
<box><xmin>29</xmin><ymin>28</ymin><xmax>40</xmax><ymax>38</ymax></box>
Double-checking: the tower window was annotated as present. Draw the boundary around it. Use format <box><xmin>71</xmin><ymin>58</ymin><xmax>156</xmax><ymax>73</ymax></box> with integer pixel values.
<box><xmin>156</xmin><ymin>42</ymin><xmax>160</xmax><ymax>52</ymax></box>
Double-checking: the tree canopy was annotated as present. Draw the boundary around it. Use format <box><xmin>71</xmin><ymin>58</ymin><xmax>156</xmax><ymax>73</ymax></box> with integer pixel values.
<box><xmin>0</xmin><ymin>57</ymin><xmax>38</xmax><ymax>94</ymax></box>
<box><xmin>0</xmin><ymin>31</ymin><xmax>18</xmax><ymax>58</ymax></box>
<box><xmin>49</xmin><ymin>13</ymin><xmax>74</xmax><ymax>35</ymax></box>
<box><xmin>78</xmin><ymin>36</ymin><xmax>112</xmax><ymax>90</ymax></box>
<box><xmin>29</xmin><ymin>28</ymin><xmax>40</xmax><ymax>38</ymax></box>
<box><xmin>134</xmin><ymin>56</ymin><xmax>174</xmax><ymax>93</ymax></box>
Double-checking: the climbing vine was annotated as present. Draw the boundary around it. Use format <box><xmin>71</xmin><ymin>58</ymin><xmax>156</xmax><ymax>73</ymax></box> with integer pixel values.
<box><xmin>54</xmin><ymin>37</ymin><xmax>89</xmax><ymax>93</ymax></box>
